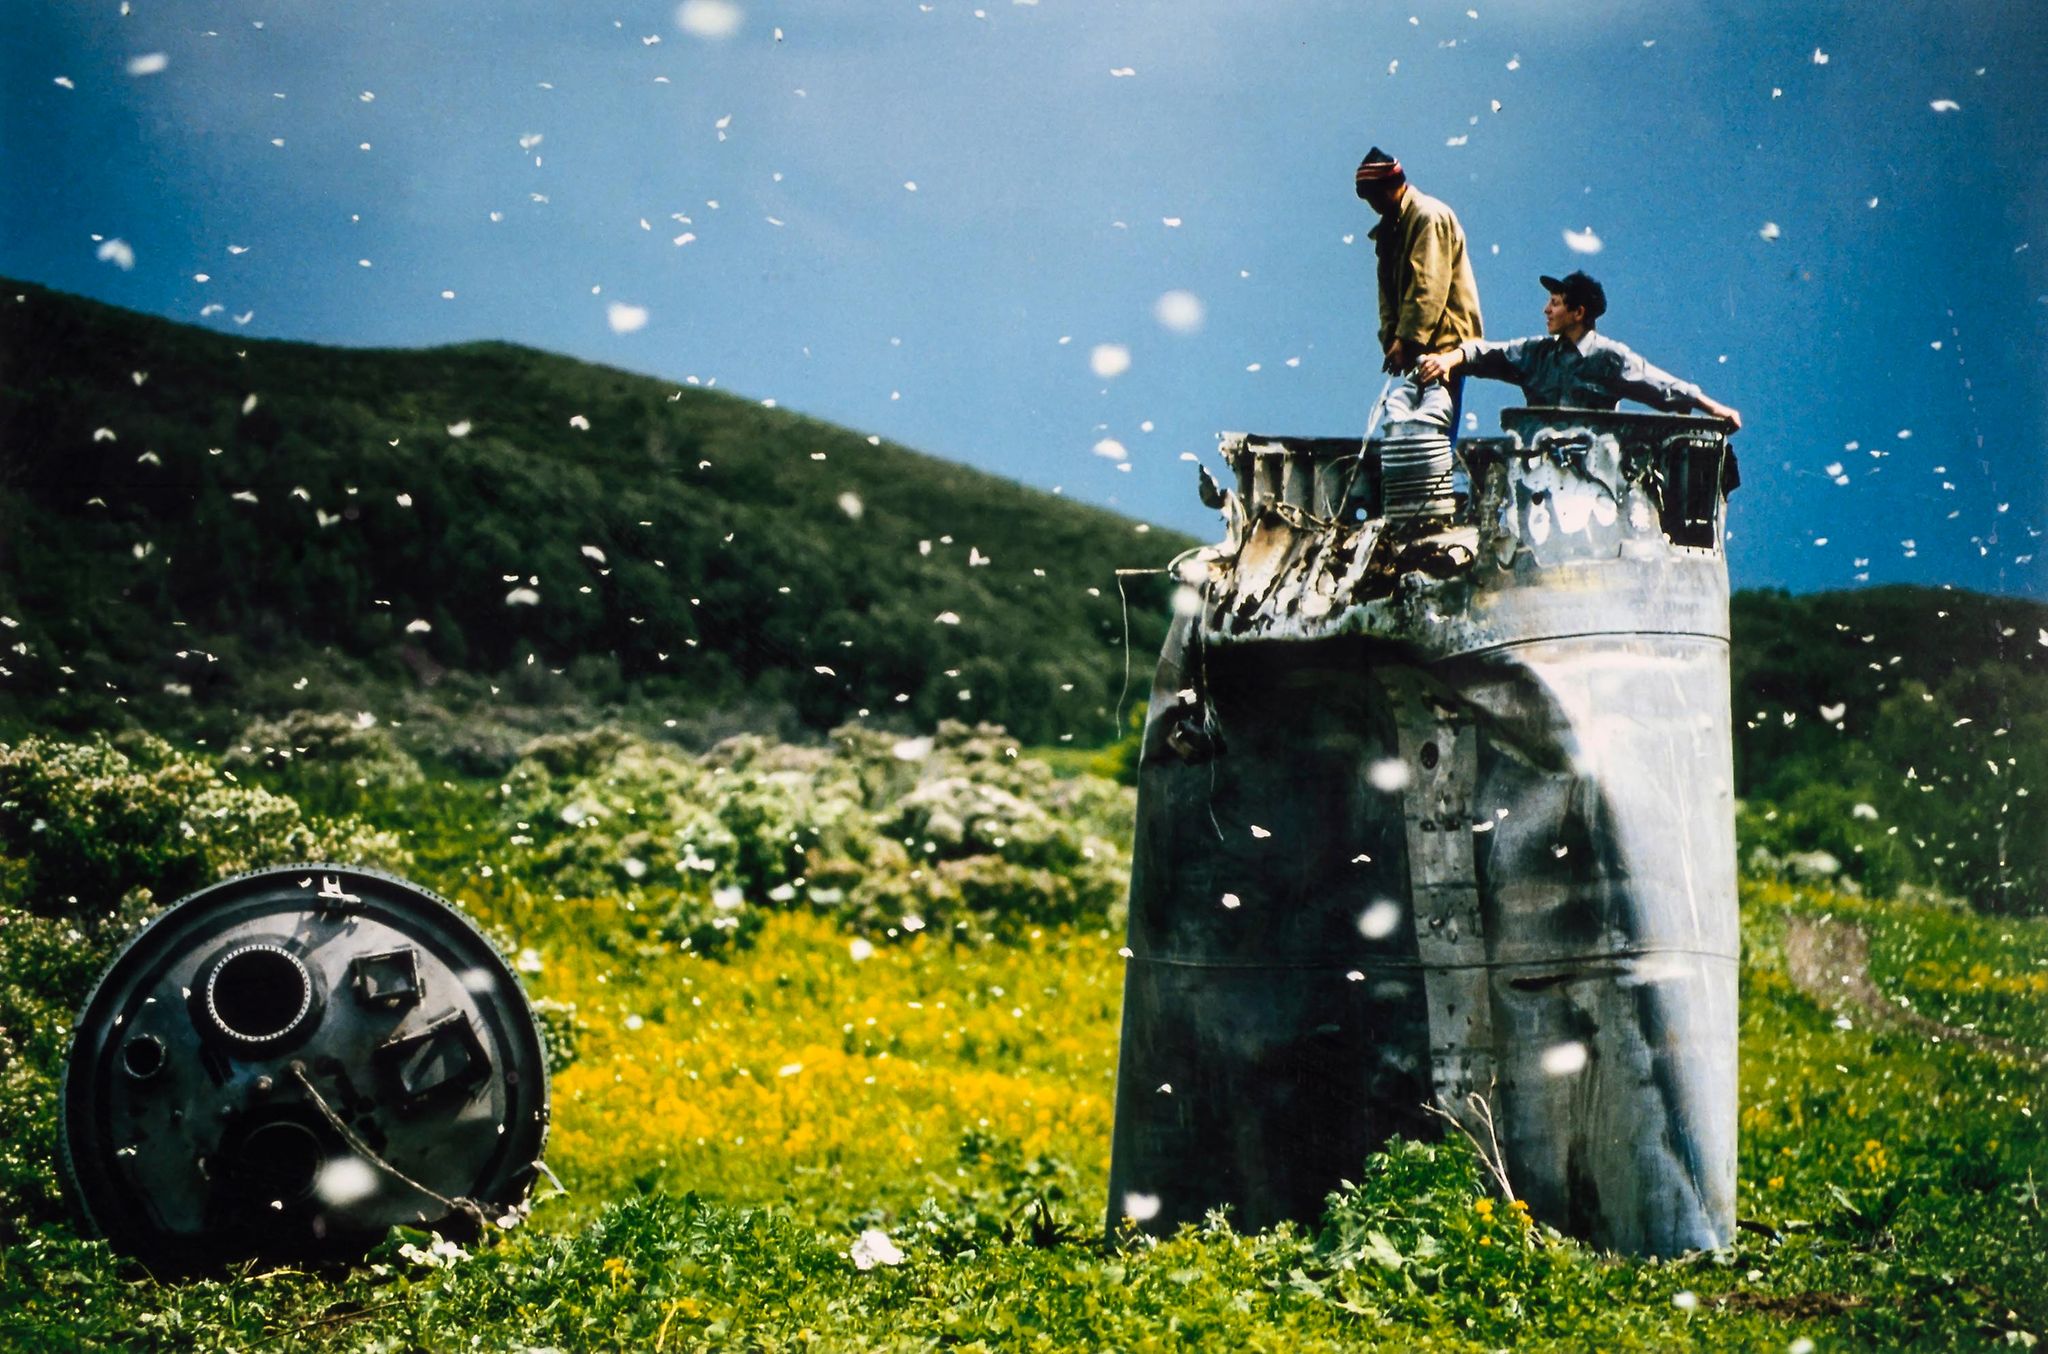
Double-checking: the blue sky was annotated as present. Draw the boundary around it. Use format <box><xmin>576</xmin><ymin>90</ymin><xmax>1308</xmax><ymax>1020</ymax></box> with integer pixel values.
<box><xmin>5</xmin><ymin>0</ymin><xmax>2044</xmax><ymax>599</ymax></box>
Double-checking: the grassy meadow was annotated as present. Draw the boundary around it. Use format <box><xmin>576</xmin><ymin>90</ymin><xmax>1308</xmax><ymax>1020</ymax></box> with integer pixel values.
<box><xmin>1</xmin><ymin>724</ymin><xmax>2043</xmax><ymax>1352</ymax></box>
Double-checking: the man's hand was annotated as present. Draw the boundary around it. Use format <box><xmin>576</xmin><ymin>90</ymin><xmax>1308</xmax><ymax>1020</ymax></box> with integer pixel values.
<box><xmin>1698</xmin><ymin>396</ymin><xmax>1743</xmax><ymax>431</ymax></box>
<box><xmin>1381</xmin><ymin>337</ymin><xmax>1408</xmax><ymax>375</ymax></box>
<box><xmin>1414</xmin><ymin>349</ymin><xmax>1461</xmax><ymax>386</ymax></box>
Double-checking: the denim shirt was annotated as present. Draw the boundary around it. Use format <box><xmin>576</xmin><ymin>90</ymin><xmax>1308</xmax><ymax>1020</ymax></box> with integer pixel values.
<box><xmin>1455</xmin><ymin>330</ymin><xmax>1705</xmax><ymax>412</ymax></box>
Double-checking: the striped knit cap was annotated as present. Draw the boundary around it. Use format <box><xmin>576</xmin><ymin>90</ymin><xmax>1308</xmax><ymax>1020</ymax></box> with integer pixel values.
<box><xmin>1354</xmin><ymin>147</ymin><xmax>1405</xmax><ymax>198</ymax></box>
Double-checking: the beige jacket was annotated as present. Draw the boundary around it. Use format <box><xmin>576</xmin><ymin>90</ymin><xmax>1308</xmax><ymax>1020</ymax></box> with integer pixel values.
<box><xmin>1370</xmin><ymin>187</ymin><xmax>1484</xmax><ymax>355</ymax></box>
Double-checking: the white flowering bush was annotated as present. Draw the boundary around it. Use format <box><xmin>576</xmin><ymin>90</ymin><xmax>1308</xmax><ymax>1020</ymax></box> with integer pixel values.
<box><xmin>496</xmin><ymin>732</ymin><xmax>763</xmax><ymax>959</ymax></box>
<box><xmin>496</xmin><ymin>720</ymin><xmax>1132</xmax><ymax>949</ymax></box>
<box><xmin>0</xmin><ymin>732</ymin><xmax>410</xmax><ymax>921</ymax></box>
<box><xmin>841</xmin><ymin>724</ymin><xmax>1131</xmax><ymax>939</ymax></box>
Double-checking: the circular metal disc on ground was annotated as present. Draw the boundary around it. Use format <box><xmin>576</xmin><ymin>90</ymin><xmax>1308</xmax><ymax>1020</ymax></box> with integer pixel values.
<box><xmin>60</xmin><ymin>864</ymin><xmax>550</xmax><ymax>1268</ymax></box>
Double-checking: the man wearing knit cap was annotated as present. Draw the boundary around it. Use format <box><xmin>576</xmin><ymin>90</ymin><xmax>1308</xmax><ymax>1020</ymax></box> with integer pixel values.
<box><xmin>1355</xmin><ymin>147</ymin><xmax>1484</xmax><ymax>519</ymax></box>
<box><xmin>1414</xmin><ymin>270</ymin><xmax>1742</xmax><ymax>429</ymax></box>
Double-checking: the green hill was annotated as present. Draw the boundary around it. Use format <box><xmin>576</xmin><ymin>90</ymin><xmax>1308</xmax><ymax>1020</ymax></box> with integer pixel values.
<box><xmin>0</xmin><ymin>279</ymin><xmax>1190</xmax><ymax>749</ymax></box>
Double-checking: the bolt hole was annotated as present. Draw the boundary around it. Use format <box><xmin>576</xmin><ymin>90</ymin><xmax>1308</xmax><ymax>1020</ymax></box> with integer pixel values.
<box><xmin>122</xmin><ymin>1034</ymin><xmax>166</xmax><ymax>1080</ymax></box>
<box><xmin>1420</xmin><ymin>741</ymin><xmax>1440</xmax><ymax>769</ymax></box>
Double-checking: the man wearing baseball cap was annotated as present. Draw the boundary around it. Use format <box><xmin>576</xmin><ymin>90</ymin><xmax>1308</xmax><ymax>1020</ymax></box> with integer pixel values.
<box><xmin>1415</xmin><ymin>271</ymin><xmax>1742</xmax><ymax>428</ymax></box>
<box><xmin>1355</xmin><ymin>146</ymin><xmax>1484</xmax><ymax>517</ymax></box>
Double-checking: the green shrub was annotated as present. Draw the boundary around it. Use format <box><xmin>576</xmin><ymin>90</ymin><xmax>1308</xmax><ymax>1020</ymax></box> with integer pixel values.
<box><xmin>220</xmin><ymin>708</ymin><xmax>425</xmax><ymax>815</ymax></box>
<box><xmin>495</xmin><ymin>720</ymin><xmax>1133</xmax><ymax>951</ymax></box>
<box><xmin>0</xmin><ymin>732</ymin><xmax>410</xmax><ymax>920</ymax></box>
<box><xmin>911</xmin><ymin>1130</ymin><xmax>1089</xmax><ymax>1256</ymax></box>
<box><xmin>530</xmin><ymin>995</ymin><xmax>588</xmax><ymax>1075</ymax></box>
<box><xmin>1740</xmin><ymin>779</ymin><xmax>1916</xmax><ymax>899</ymax></box>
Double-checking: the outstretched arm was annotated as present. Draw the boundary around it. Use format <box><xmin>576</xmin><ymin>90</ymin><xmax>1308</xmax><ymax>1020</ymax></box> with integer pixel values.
<box><xmin>1693</xmin><ymin>393</ymin><xmax>1742</xmax><ymax>430</ymax></box>
<box><xmin>1611</xmin><ymin>345</ymin><xmax>1743</xmax><ymax>429</ymax></box>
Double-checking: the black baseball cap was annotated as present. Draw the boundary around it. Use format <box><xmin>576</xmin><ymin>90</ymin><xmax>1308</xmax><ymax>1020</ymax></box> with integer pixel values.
<box><xmin>1539</xmin><ymin>271</ymin><xmax>1607</xmax><ymax>321</ymax></box>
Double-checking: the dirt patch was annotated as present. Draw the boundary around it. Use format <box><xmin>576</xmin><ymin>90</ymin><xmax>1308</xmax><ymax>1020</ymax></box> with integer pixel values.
<box><xmin>1782</xmin><ymin>915</ymin><xmax>2046</xmax><ymax>1065</ymax></box>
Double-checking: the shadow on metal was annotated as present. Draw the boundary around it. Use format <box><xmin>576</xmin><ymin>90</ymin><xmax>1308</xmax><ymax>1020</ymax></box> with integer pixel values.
<box><xmin>1107</xmin><ymin>408</ymin><xmax>1739</xmax><ymax>1258</ymax></box>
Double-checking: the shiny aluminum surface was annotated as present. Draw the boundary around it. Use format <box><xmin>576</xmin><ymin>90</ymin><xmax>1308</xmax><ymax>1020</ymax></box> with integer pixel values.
<box><xmin>1107</xmin><ymin>408</ymin><xmax>1739</xmax><ymax>1257</ymax></box>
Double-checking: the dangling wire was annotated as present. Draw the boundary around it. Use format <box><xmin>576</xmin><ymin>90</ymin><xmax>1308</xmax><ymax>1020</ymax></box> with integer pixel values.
<box><xmin>1194</xmin><ymin>610</ymin><xmax>1229</xmax><ymax>842</ymax></box>
<box><xmin>1112</xmin><ymin>557</ymin><xmax>1232</xmax><ymax>842</ymax></box>
<box><xmin>1331</xmin><ymin>376</ymin><xmax>1400</xmax><ymax>519</ymax></box>
<box><xmin>1112</xmin><ymin>570</ymin><xmax>1139</xmax><ymax>737</ymax></box>
<box><xmin>1112</xmin><ymin>543</ymin><xmax>1211</xmax><ymax>738</ymax></box>
<box><xmin>290</xmin><ymin>1061</ymin><xmax>492</xmax><ymax>1233</ymax></box>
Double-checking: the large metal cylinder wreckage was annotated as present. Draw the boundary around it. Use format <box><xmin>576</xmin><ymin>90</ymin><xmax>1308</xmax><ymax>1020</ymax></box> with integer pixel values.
<box><xmin>61</xmin><ymin>865</ymin><xmax>549</xmax><ymax>1268</ymax></box>
<box><xmin>1107</xmin><ymin>407</ymin><xmax>1739</xmax><ymax>1258</ymax></box>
